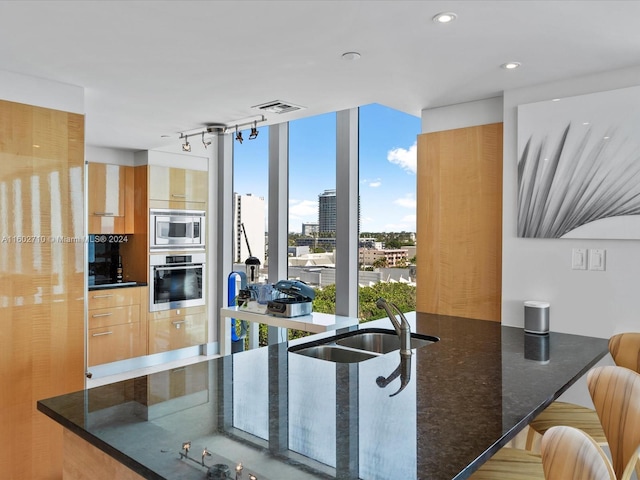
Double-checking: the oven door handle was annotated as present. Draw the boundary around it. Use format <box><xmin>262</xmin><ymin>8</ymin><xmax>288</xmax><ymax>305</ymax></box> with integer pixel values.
<box><xmin>152</xmin><ymin>264</ymin><xmax>204</xmax><ymax>270</ymax></box>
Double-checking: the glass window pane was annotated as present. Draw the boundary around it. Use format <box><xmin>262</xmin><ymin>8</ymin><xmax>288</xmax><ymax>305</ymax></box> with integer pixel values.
<box><xmin>358</xmin><ymin>104</ymin><xmax>420</xmax><ymax>321</ymax></box>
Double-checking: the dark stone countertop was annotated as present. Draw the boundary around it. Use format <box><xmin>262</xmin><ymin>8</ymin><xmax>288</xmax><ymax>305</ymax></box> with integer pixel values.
<box><xmin>37</xmin><ymin>312</ymin><xmax>608</xmax><ymax>480</ymax></box>
<box><xmin>88</xmin><ymin>281</ymin><xmax>147</xmax><ymax>291</ymax></box>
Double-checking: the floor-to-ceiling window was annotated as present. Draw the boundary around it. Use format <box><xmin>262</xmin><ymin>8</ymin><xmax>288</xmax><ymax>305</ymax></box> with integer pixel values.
<box><xmin>288</xmin><ymin>112</ymin><xmax>337</xmax><ymax>302</ymax></box>
<box><xmin>230</xmin><ymin>124</ymin><xmax>270</xmax><ymax>440</ymax></box>
<box><xmin>358</xmin><ymin>104</ymin><xmax>420</xmax><ymax>319</ymax></box>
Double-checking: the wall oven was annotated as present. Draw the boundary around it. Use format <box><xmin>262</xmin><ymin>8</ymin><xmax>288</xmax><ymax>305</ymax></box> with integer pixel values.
<box><xmin>150</xmin><ymin>209</ymin><xmax>205</xmax><ymax>249</ymax></box>
<box><xmin>149</xmin><ymin>252</ymin><xmax>206</xmax><ymax>312</ymax></box>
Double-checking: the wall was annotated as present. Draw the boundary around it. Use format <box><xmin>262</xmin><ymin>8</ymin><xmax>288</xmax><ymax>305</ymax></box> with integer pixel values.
<box><xmin>86</xmin><ymin>145</ymin><xmax>135</xmax><ymax>165</ymax></box>
<box><xmin>502</xmin><ymin>65</ymin><xmax>640</xmax><ymax>339</ymax></box>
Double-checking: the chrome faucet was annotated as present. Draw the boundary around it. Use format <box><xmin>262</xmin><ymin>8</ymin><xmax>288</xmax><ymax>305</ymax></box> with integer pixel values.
<box><xmin>376</xmin><ymin>297</ymin><xmax>412</xmax><ymax>356</ymax></box>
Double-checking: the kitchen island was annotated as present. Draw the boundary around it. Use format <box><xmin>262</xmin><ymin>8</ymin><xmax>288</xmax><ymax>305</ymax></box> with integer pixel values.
<box><xmin>38</xmin><ymin>312</ymin><xmax>608</xmax><ymax>480</ymax></box>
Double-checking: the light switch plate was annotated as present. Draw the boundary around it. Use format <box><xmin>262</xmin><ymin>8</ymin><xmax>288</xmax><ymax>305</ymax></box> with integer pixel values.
<box><xmin>572</xmin><ymin>248</ymin><xmax>587</xmax><ymax>270</ymax></box>
<box><xmin>589</xmin><ymin>249</ymin><xmax>606</xmax><ymax>271</ymax></box>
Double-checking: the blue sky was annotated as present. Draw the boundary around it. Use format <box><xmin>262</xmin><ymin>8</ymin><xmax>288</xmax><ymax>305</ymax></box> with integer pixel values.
<box><xmin>233</xmin><ymin>103</ymin><xmax>420</xmax><ymax>233</ymax></box>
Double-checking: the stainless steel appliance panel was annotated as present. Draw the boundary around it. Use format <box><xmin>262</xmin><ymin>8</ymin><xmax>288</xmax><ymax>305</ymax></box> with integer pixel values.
<box><xmin>149</xmin><ymin>252</ymin><xmax>206</xmax><ymax>312</ymax></box>
<box><xmin>150</xmin><ymin>209</ymin><xmax>205</xmax><ymax>249</ymax></box>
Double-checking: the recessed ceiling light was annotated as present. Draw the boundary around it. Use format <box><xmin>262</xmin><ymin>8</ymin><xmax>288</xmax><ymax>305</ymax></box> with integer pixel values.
<box><xmin>433</xmin><ymin>12</ymin><xmax>457</xmax><ymax>23</ymax></box>
<box><xmin>552</xmin><ymin>98</ymin><xmax>561</xmax><ymax>102</ymax></box>
<box><xmin>500</xmin><ymin>62</ymin><xmax>521</xmax><ymax>70</ymax></box>
<box><xmin>342</xmin><ymin>51</ymin><xmax>361</xmax><ymax>61</ymax></box>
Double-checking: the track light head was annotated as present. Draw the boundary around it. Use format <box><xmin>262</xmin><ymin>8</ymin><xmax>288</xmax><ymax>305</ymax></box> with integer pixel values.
<box><xmin>182</xmin><ymin>135</ymin><xmax>191</xmax><ymax>152</ymax></box>
<box><xmin>235</xmin><ymin>125</ymin><xmax>243</xmax><ymax>144</ymax></box>
<box><xmin>249</xmin><ymin>120</ymin><xmax>259</xmax><ymax>140</ymax></box>
<box><xmin>201</xmin><ymin>132</ymin><xmax>211</xmax><ymax>149</ymax></box>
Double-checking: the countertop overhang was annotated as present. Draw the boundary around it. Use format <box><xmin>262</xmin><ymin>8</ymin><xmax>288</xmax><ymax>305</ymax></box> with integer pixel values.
<box><xmin>37</xmin><ymin>312</ymin><xmax>609</xmax><ymax>480</ymax></box>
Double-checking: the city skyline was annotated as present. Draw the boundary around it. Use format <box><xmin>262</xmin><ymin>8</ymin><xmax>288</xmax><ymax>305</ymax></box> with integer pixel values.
<box><xmin>233</xmin><ymin>103</ymin><xmax>420</xmax><ymax>233</ymax></box>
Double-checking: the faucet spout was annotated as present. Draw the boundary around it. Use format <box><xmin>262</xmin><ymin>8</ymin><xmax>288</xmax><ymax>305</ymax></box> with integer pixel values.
<box><xmin>376</xmin><ymin>297</ymin><xmax>412</xmax><ymax>356</ymax></box>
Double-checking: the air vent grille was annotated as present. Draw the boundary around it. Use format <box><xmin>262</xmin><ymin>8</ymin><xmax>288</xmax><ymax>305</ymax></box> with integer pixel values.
<box><xmin>252</xmin><ymin>100</ymin><xmax>305</xmax><ymax>114</ymax></box>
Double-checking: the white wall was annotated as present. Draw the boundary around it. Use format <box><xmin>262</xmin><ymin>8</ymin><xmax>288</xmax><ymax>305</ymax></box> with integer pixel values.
<box><xmin>502</xmin><ymin>65</ymin><xmax>640</xmax><ymax>339</ymax></box>
<box><xmin>0</xmin><ymin>69</ymin><xmax>83</xmax><ymax>113</ymax></box>
<box><xmin>86</xmin><ymin>145</ymin><xmax>135</xmax><ymax>165</ymax></box>
<box><xmin>421</xmin><ymin>96</ymin><xmax>503</xmax><ymax>133</ymax></box>
<box><xmin>422</xmin><ymin>67</ymin><xmax>640</xmax><ymax>339</ymax></box>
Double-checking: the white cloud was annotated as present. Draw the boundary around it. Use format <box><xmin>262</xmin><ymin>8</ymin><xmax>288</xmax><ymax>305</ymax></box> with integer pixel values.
<box><xmin>384</xmin><ymin>222</ymin><xmax>413</xmax><ymax>231</ymax></box>
<box><xmin>394</xmin><ymin>194</ymin><xmax>416</xmax><ymax>209</ymax></box>
<box><xmin>361</xmin><ymin>177</ymin><xmax>382</xmax><ymax>187</ymax></box>
<box><xmin>387</xmin><ymin>141</ymin><xmax>417</xmax><ymax>174</ymax></box>
<box><xmin>289</xmin><ymin>199</ymin><xmax>317</xmax><ymax>219</ymax></box>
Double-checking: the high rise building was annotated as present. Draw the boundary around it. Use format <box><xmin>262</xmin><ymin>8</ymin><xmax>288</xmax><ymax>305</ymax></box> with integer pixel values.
<box><xmin>233</xmin><ymin>193</ymin><xmax>266</xmax><ymax>264</ymax></box>
<box><xmin>318</xmin><ymin>189</ymin><xmax>336</xmax><ymax>234</ymax></box>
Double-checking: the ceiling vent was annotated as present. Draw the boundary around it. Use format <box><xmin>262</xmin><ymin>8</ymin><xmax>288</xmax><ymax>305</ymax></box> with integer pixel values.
<box><xmin>252</xmin><ymin>100</ymin><xmax>305</xmax><ymax>115</ymax></box>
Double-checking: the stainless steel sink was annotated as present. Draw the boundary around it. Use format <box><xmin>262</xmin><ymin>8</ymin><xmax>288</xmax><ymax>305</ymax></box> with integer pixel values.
<box><xmin>292</xmin><ymin>345</ymin><xmax>379</xmax><ymax>363</ymax></box>
<box><xmin>288</xmin><ymin>328</ymin><xmax>439</xmax><ymax>363</ymax></box>
<box><xmin>336</xmin><ymin>331</ymin><xmax>434</xmax><ymax>354</ymax></box>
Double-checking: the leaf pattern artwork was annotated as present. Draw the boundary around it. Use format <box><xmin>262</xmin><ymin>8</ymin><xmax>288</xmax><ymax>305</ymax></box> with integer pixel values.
<box><xmin>517</xmin><ymin>122</ymin><xmax>640</xmax><ymax>238</ymax></box>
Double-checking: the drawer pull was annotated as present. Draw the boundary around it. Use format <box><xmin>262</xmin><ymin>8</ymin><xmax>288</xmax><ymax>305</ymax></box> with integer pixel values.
<box><xmin>93</xmin><ymin>212</ymin><xmax>115</xmax><ymax>216</ymax></box>
<box><xmin>91</xmin><ymin>294</ymin><xmax>114</xmax><ymax>299</ymax></box>
<box><xmin>172</xmin><ymin>320</ymin><xmax>186</xmax><ymax>329</ymax></box>
<box><xmin>91</xmin><ymin>312</ymin><xmax>113</xmax><ymax>318</ymax></box>
<box><xmin>92</xmin><ymin>331</ymin><xmax>113</xmax><ymax>337</ymax></box>
<box><xmin>171</xmin><ymin>194</ymin><xmax>187</xmax><ymax>198</ymax></box>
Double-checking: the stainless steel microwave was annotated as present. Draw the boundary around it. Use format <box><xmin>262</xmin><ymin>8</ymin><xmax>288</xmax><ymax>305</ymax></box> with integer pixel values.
<box><xmin>150</xmin><ymin>209</ymin><xmax>205</xmax><ymax>249</ymax></box>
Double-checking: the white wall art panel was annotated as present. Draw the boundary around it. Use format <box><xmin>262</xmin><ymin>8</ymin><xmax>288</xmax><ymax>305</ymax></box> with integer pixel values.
<box><xmin>517</xmin><ymin>85</ymin><xmax>640</xmax><ymax>239</ymax></box>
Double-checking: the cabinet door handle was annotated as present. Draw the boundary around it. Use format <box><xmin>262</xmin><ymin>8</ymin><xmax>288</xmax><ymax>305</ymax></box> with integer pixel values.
<box><xmin>92</xmin><ymin>331</ymin><xmax>113</xmax><ymax>337</ymax></box>
<box><xmin>92</xmin><ymin>294</ymin><xmax>114</xmax><ymax>299</ymax></box>
<box><xmin>172</xmin><ymin>320</ymin><xmax>186</xmax><ymax>329</ymax></box>
<box><xmin>171</xmin><ymin>194</ymin><xmax>187</xmax><ymax>198</ymax></box>
<box><xmin>91</xmin><ymin>312</ymin><xmax>113</xmax><ymax>318</ymax></box>
<box><xmin>93</xmin><ymin>212</ymin><xmax>115</xmax><ymax>216</ymax></box>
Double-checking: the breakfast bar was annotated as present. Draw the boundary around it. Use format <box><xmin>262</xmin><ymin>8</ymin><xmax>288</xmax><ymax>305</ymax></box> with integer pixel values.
<box><xmin>38</xmin><ymin>312</ymin><xmax>608</xmax><ymax>480</ymax></box>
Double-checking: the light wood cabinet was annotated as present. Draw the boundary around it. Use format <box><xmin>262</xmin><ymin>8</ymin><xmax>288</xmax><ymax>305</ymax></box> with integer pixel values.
<box><xmin>416</xmin><ymin>123</ymin><xmax>503</xmax><ymax>321</ymax></box>
<box><xmin>148</xmin><ymin>305</ymin><xmax>207</xmax><ymax>354</ymax></box>
<box><xmin>88</xmin><ymin>286</ymin><xmax>146</xmax><ymax>366</ymax></box>
<box><xmin>148</xmin><ymin>165</ymin><xmax>207</xmax><ymax>204</ymax></box>
<box><xmin>88</xmin><ymin>162</ymin><xmax>134</xmax><ymax>234</ymax></box>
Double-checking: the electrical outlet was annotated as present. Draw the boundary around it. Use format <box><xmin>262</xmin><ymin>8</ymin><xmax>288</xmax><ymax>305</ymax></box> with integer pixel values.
<box><xmin>571</xmin><ymin>248</ymin><xmax>587</xmax><ymax>270</ymax></box>
<box><xmin>589</xmin><ymin>249</ymin><xmax>606</xmax><ymax>271</ymax></box>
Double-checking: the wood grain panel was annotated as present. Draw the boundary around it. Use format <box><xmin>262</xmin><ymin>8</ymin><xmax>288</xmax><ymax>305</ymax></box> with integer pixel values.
<box><xmin>88</xmin><ymin>285</ymin><xmax>141</xmax><ymax>310</ymax></box>
<box><xmin>608</xmin><ymin>332</ymin><xmax>640</xmax><ymax>373</ymax></box>
<box><xmin>0</xmin><ymin>99</ymin><xmax>85</xmax><ymax>479</ymax></box>
<box><xmin>416</xmin><ymin>123</ymin><xmax>503</xmax><ymax>321</ymax></box>
<box><xmin>62</xmin><ymin>429</ymin><xmax>145</xmax><ymax>480</ymax></box>
<box><xmin>540</xmin><ymin>426</ymin><xmax>615</xmax><ymax>480</ymax></box>
<box><xmin>119</xmin><ymin>165</ymin><xmax>148</xmax><ymax>284</ymax></box>
<box><xmin>587</xmin><ymin>366</ymin><xmax>640</xmax><ymax>480</ymax></box>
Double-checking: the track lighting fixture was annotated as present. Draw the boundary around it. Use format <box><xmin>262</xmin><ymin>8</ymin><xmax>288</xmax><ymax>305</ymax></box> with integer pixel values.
<box><xmin>178</xmin><ymin>115</ymin><xmax>266</xmax><ymax>150</ymax></box>
<box><xmin>201</xmin><ymin>132</ymin><xmax>211</xmax><ymax>149</ymax></box>
<box><xmin>182</xmin><ymin>135</ymin><xmax>191</xmax><ymax>152</ymax></box>
<box><xmin>249</xmin><ymin>120</ymin><xmax>259</xmax><ymax>140</ymax></box>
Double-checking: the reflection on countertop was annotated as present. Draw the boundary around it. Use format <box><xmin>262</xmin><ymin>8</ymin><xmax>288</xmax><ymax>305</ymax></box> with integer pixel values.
<box><xmin>38</xmin><ymin>312</ymin><xmax>609</xmax><ymax>480</ymax></box>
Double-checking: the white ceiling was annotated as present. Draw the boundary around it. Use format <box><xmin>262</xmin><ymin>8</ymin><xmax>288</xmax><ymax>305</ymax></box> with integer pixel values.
<box><xmin>1</xmin><ymin>1</ymin><xmax>639</xmax><ymax>152</ymax></box>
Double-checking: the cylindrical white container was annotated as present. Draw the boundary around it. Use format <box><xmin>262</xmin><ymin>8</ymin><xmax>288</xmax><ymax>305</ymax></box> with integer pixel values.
<box><xmin>524</xmin><ymin>301</ymin><xmax>550</xmax><ymax>334</ymax></box>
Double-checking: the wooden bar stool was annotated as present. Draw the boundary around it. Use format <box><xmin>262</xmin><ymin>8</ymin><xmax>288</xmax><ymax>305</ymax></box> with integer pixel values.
<box><xmin>471</xmin><ymin>335</ymin><xmax>640</xmax><ymax>480</ymax></box>
<box><xmin>587</xmin><ymin>365</ymin><xmax>640</xmax><ymax>480</ymax></box>
<box><xmin>540</xmin><ymin>426</ymin><xmax>615</xmax><ymax>480</ymax></box>
<box><xmin>526</xmin><ymin>332</ymin><xmax>640</xmax><ymax>450</ymax></box>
